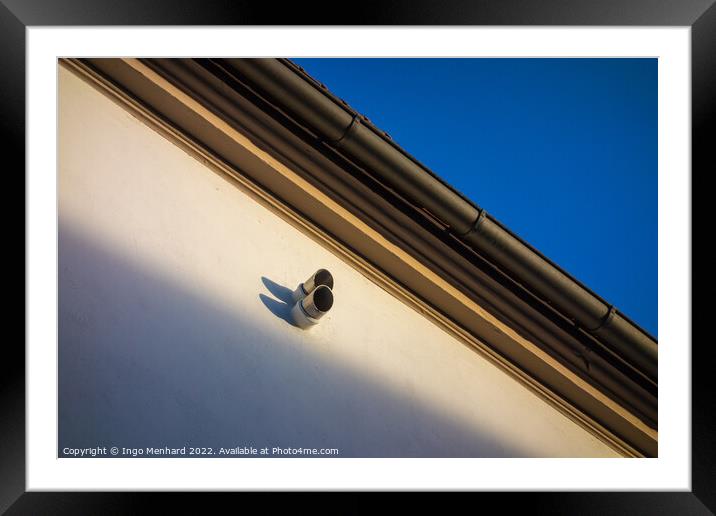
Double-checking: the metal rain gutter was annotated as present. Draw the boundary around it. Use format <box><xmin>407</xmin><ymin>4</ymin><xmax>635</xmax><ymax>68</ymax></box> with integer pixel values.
<box><xmin>222</xmin><ymin>58</ymin><xmax>658</xmax><ymax>384</ymax></box>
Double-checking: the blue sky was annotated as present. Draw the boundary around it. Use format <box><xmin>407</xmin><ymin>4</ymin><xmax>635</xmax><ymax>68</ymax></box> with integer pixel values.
<box><xmin>293</xmin><ymin>58</ymin><xmax>657</xmax><ymax>336</ymax></box>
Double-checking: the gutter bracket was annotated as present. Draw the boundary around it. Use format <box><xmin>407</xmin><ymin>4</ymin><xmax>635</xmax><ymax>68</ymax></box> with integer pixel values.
<box><xmin>588</xmin><ymin>305</ymin><xmax>617</xmax><ymax>333</ymax></box>
<box><xmin>330</xmin><ymin>114</ymin><xmax>360</xmax><ymax>147</ymax></box>
<box><xmin>462</xmin><ymin>207</ymin><xmax>487</xmax><ymax>238</ymax></box>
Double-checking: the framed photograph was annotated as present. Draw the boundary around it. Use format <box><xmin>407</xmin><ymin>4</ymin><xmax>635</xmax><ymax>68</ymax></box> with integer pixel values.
<box><xmin>7</xmin><ymin>0</ymin><xmax>710</xmax><ymax>510</ymax></box>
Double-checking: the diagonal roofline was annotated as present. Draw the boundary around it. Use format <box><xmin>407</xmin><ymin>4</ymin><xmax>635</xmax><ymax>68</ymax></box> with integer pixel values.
<box><xmin>224</xmin><ymin>58</ymin><xmax>657</xmax><ymax>384</ymax></box>
<box><xmin>73</xmin><ymin>57</ymin><xmax>658</xmax><ymax>455</ymax></box>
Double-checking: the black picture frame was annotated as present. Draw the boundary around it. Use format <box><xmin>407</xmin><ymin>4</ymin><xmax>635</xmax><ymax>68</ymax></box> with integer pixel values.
<box><xmin>5</xmin><ymin>0</ymin><xmax>711</xmax><ymax>511</ymax></box>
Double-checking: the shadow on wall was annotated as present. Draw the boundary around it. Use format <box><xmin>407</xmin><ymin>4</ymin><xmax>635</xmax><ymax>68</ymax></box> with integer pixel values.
<box><xmin>259</xmin><ymin>277</ymin><xmax>298</xmax><ymax>328</ymax></box>
<box><xmin>59</xmin><ymin>220</ymin><xmax>534</xmax><ymax>458</ymax></box>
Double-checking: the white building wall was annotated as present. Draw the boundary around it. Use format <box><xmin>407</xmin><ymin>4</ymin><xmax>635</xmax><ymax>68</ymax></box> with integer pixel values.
<box><xmin>58</xmin><ymin>65</ymin><xmax>619</xmax><ymax>458</ymax></box>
